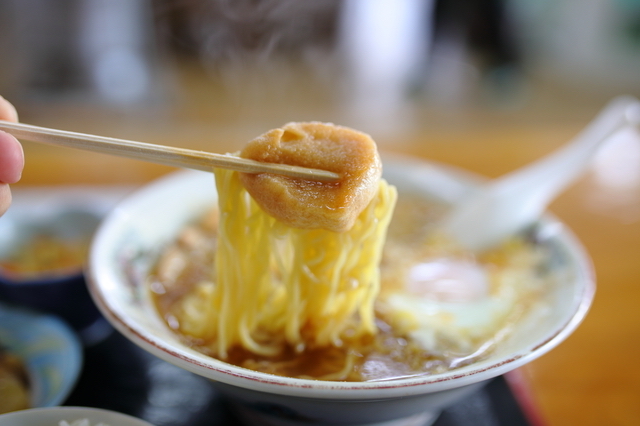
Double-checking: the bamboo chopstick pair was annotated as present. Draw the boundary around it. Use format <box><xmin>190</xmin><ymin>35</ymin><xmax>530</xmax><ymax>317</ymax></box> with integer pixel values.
<box><xmin>0</xmin><ymin>120</ymin><xmax>340</xmax><ymax>182</ymax></box>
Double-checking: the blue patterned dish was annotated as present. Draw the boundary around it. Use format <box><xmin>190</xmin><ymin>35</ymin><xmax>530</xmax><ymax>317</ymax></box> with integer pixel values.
<box><xmin>0</xmin><ymin>303</ymin><xmax>83</xmax><ymax>408</ymax></box>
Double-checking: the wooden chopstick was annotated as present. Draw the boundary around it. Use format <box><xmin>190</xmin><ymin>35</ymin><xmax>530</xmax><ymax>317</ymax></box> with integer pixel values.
<box><xmin>0</xmin><ymin>120</ymin><xmax>340</xmax><ymax>182</ymax></box>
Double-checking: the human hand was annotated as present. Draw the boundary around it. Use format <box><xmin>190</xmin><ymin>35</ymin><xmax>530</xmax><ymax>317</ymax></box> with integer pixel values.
<box><xmin>0</xmin><ymin>96</ymin><xmax>24</xmax><ymax>216</ymax></box>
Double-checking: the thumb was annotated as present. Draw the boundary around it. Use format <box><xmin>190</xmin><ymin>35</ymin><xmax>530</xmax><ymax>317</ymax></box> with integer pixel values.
<box><xmin>0</xmin><ymin>130</ymin><xmax>24</xmax><ymax>184</ymax></box>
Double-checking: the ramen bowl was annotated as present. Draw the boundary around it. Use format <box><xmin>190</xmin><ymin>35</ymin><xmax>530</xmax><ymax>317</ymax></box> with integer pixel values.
<box><xmin>88</xmin><ymin>157</ymin><xmax>595</xmax><ymax>426</ymax></box>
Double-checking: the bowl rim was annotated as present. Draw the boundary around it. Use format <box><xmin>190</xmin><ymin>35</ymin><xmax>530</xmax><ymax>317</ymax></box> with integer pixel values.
<box><xmin>87</xmin><ymin>158</ymin><xmax>596</xmax><ymax>399</ymax></box>
<box><xmin>0</xmin><ymin>406</ymin><xmax>153</xmax><ymax>425</ymax></box>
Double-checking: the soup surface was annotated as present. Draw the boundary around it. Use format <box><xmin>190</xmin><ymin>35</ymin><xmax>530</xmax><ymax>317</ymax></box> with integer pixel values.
<box><xmin>149</xmin><ymin>192</ymin><xmax>551</xmax><ymax>382</ymax></box>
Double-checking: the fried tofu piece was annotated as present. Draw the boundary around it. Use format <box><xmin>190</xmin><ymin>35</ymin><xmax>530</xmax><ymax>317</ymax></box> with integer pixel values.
<box><xmin>239</xmin><ymin>122</ymin><xmax>381</xmax><ymax>232</ymax></box>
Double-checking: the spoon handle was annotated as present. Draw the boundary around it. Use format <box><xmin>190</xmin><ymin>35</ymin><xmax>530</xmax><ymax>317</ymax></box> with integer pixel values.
<box><xmin>443</xmin><ymin>95</ymin><xmax>640</xmax><ymax>251</ymax></box>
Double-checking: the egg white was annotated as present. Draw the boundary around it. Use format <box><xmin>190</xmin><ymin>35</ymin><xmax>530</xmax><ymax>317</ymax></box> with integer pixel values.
<box><xmin>380</xmin><ymin>258</ymin><xmax>533</xmax><ymax>356</ymax></box>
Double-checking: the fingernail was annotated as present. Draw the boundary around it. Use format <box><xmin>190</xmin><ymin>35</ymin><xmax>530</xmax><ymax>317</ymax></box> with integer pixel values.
<box><xmin>0</xmin><ymin>96</ymin><xmax>19</xmax><ymax>122</ymax></box>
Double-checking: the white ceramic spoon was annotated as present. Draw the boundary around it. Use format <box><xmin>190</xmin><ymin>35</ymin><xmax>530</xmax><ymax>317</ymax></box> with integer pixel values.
<box><xmin>441</xmin><ymin>95</ymin><xmax>640</xmax><ymax>252</ymax></box>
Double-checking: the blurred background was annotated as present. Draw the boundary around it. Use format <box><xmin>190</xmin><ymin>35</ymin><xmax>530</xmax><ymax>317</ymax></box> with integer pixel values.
<box><xmin>0</xmin><ymin>0</ymin><xmax>639</xmax><ymax>425</ymax></box>
<box><xmin>1</xmin><ymin>0</ymin><xmax>638</xmax><ymax>158</ymax></box>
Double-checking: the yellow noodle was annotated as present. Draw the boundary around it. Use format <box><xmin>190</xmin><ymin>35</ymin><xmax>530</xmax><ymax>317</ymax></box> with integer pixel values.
<box><xmin>315</xmin><ymin>351</ymin><xmax>358</xmax><ymax>381</ymax></box>
<box><xmin>174</xmin><ymin>168</ymin><xmax>397</xmax><ymax>359</ymax></box>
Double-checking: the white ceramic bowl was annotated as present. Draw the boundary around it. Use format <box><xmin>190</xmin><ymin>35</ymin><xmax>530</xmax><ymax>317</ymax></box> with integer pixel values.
<box><xmin>87</xmin><ymin>157</ymin><xmax>595</xmax><ymax>426</ymax></box>
<box><xmin>0</xmin><ymin>407</ymin><xmax>153</xmax><ymax>426</ymax></box>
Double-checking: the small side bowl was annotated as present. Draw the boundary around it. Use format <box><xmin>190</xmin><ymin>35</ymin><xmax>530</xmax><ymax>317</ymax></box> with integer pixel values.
<box><xmin>0</xmin><ymin>303</ymin><xmax>83</xmax><ymax>410</ymax></box>
<box><xmin>0</xmin><ymin>407</ymin><xmax>153</xmax><ymax>426</ymax></box>
<box><xmin>88</xmin><ymin>157</ymin><xmax>595</xmax><ymax>426</ymax></box>
<box><xmin>0</xmin><ymin>188</ymin><xmax>125</xmax><ymax>336</ymax></box>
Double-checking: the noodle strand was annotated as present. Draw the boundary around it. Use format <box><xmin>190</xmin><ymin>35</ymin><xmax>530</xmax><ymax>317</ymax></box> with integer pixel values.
<box><xmin>176</xmin><ymin>168</ymin><xmax>397</xmax><ymax>358</ymax></box>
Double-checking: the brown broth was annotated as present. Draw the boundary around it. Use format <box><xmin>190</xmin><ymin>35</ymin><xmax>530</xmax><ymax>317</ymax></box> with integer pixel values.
<box><xmin>0</xmin><ymin>234</ymin><xmax>89</xmax><ymax>278</ymax></box>
<box><xmin>150</xmin><ymin>195</ymin><xmax>533</xmax><ymax>381</ymax></box>
<box><xmin>184</xmin><ymin>316</ymin><xmax>487</xmax><ymax>381</ymax></box>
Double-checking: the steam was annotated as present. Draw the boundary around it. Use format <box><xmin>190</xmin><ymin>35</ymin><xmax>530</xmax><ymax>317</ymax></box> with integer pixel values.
<box><xmin>154</xmin><ymin>0</ymin><xmax>435</xmax><ymax>133</ymax></box>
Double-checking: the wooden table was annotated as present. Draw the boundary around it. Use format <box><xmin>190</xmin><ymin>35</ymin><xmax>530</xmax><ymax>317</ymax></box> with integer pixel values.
<box><xmin>10</xmin><ymin>64</ymin><xmax>640</xmax><ymax>426</ymax></box>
